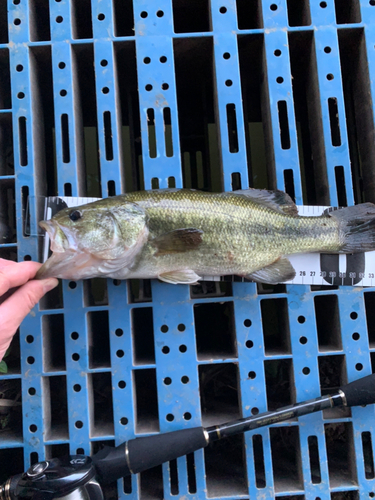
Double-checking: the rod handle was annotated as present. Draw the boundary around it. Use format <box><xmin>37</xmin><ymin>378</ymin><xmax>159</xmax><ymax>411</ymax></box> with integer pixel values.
<box><xmin>341</xmin><ymin>373</ymin><xmax>375</xmax><ymax>407</ymax></box>
<box><xmin>93</xmin><ymin>427</ymin><xmax>207</xmax><ymax>483</ymax></box>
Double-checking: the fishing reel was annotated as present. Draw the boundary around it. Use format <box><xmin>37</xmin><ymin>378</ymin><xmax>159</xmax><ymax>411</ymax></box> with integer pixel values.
<box><xmin>0</xmin><ymin>455</ymin><xmax>103</xmax><ymax>500</ymax></box>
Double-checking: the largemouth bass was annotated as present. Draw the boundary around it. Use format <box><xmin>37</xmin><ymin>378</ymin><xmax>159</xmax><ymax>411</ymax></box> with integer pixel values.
<box><xmin>36</xmin><ymin>188</ymin><xmax>375</xmax><ymax>284</ymax></box>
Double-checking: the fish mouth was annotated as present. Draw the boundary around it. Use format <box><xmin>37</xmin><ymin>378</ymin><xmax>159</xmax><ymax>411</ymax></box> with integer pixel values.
<box><xmin>36</xmin><ymin>219</ymin><xmax>96</xmax><ymax>280</ymax></box>
<box><xmin>39</xmin><ymin>220</ymin><xmax>67</xmax><ymax>253</ymax></box>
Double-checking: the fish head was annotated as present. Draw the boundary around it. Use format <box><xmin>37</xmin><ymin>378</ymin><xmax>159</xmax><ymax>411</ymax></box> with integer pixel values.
<box><xmin>36</xmin><ymin>199</ymin><xmax>149</xmax><ymax>280</ymax></box>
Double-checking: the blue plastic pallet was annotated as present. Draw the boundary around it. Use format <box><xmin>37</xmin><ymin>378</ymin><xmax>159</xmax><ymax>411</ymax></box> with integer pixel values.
<box><xmin>1</xmin><ymin>1</ymin><xmax>375</xmax><ymax>499</ymax></box>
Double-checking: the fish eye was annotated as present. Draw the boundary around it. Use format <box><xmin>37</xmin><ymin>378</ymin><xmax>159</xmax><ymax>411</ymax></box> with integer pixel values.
<box><xmin>69</xmin><ymin>210</ymin><xmax>82</xmax><ymax>222</ymax></box>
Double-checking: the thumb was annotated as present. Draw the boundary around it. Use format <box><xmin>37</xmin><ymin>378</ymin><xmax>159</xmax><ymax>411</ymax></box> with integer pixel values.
<box><xmin>0</xmin><ymin>278</ymin><xmax>58</xmax><ymax>361</ymax></box>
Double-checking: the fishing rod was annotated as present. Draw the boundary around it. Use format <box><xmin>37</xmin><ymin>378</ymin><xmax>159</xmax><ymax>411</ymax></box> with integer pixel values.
<box><xmin>1</xmin><ymin>373</ymin><xmax>375</xmax><ymax>500</ymax></box>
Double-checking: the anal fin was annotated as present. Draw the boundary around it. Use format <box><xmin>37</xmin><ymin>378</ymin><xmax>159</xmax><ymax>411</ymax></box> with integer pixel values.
<box><xmin>158</xmin><ymin>269</ymin><xmax>202</xmax><ymax>285</ymax></box>
<box><xmin>247</xmin><ymin>257</ymin><xmax>296</xmax><ymax>284</ymax></box>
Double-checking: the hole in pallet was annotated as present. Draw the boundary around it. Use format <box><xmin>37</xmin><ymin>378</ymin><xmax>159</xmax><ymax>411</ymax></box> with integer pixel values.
<box><xmin>172</xmin><ymin>0</ymin><xmax>211</xmax><ymax>33</ymax></box>
<box><xmin>163</xmin><ymin>107</ymin><xmax>173</xmax><ymax>157</ymax></box>
<box><xmin>43</xmin><ymin>375</ymin><xmax>69</xmax><ymax>440</ymax></box>
<box><xmin>365</xmin><ymin>292</ymin><xmax>375</xmax><ymax>347</ymax></box>
<box><xmin>328</xmin><ymin>97</ymin><xmax>342</xmax><ymax>146</ymax></box>
<box><xmin>61</xmin><ymin>114</ymin><xmax>70</xmax><ymax>163</ymax></box>
<box><xmin>18</xmin><ymin>116</ymin><xmax>28</xmax><ymax>166</ymax></box>
<box><xmin>335</xmin><ymin>0</ymin><xmax>361</xmax><ymax>23</ymax></box>
<box><xmin>308</xmin><ymin>435</ymin><xmax>322</xmax><ymax>483</ymax></box>
<box><xmin>289</xmin><ymin>30</ymin><xmax>329</xmax><ymax>205</ymax></box>
<box><xmin>127</xmin><ymin>279</ymin><xmax>152</xmax><ymax>303</ymax></box>
<box><xmin>132</xmin><ymin>307</ymin><xmax>155</xmax><ymax>365</ymax></box>
<box><xmin>236</xmin><ymin>0</ymin><xmax>263</xmax><ymax>28</ymax></box>
<box><xmin>319</xmin><ymin>354</ymin><xmax>350</xmax><ymax>418</ymax></box>
<box><xmin>253</xmin><ymin>434</ymin><xmax>266</xmax><ymax>488</ymax></box>
<box><xmin>226</xmin><ymin>104</ymin><xmax>239</xmax><ymax>153</ymax></box>
<box><xmin>140</xmin><ymin>465</ymin><xmax>164</xmax><ymax>500</ymax></box>
<box><xmin>204</xmin><ymin>434</ymin><xmax>248</xmax><ymax>496</ymax></box>
<box><xmin>45</xmin><ymin>443</ymin><xmax>70</xmax><ymax>460</ymax></box>
<box><xmin>103</xmin><ymin>111</ymin><xmax>114</xmax><ymax>161</ymax></box>
<box><xmin>134</xmin><ymin>368</ymin><xmax>160</xmax><ymax>433</ymax></box>
<box><xmin>335</xmin><ymin>166</ymin><xmax>347</xmax><ymax>207</ymax></box>
<box><xmin>191</xmin><ymin>280</ymin><xmax>233</xmax><ymax>298</ymax></box>
<box><xmin>108</xmin><ymin>180</ymin><xmax>116</xmax><ymax>196</ymax></box>
<box><xmin>91</xmin><ymin>441</ymin><xmax>117</xmax><ymax>498</ymax></box>
<box><xmin>147</xmin><ymin>108</ymin><xmax>157</xmax><ymax>158</ymax></box>
<box><xmin>42</xmin><ymin>314</ymin><xmax>66</xmax><ymax>372</ymax></box>
<box><xmin>338</xmin><ymin>28</ymin><xmax>375</xmax><ymax>205</ymax></box>
<box><xmin>314</xmin><ymin>295</ymin><xmax>342</xmax><ymax>351</ymax></box>
<box><xmin>83</xmin><ymin>278</ymin><xmax>108</xmax><ymax>307</ymax></box>
<box><xmin>0</xmin><ymin>114</ymin><xmax>14</xmax><ymax>177</ymax></box>
<box><xmin>286</xmin><ymin>0</ymin><xmax>311</xmax><ymax>26</ymax></box>
<box><xmin>113</xmin><ymin>0</ymin><xmax>134</xmax><ymax>36</ymax></box>
<box><xmin>194</xmin><ymin>302</ymin><xmax>237</xmax><ymax>360</ymax></box>
<box><xmin>0</xmin><ymin>379</ymin><xmax>22</xmax><ymax>441</ymax></box>
<box><xmin>362</xmin><ymin>431</ymin><xmax>375</xmax><ymax>479</ymax></box>
<box><xmin>174</xmin><ymin>37</ymin><xmax>221</xmax><ymax>191</ymax></box>
<box><xmin>278</xmin><ymin>101</ymin><xmax>291</xmax><ymax>149</ymax></box>
<box><xmin>123</xmin><ymin>475</ymin><xmax>132</xmax><ymax>494</ymax></box>
<box><xmin>71</xmin><ymin>0</ymin><xmax>93</xmax><ymax>39</ymax></box>
<box><xmin>199</xmin><ymin>363</ymin><xmax>241</xmax><ymax>426</ymax></box>
<box><xmin>265</xmin><ymin>358</ymin><xmax>295</xmax><ymax>411</ymax></box>
<box><xmin>325</xmin><ymin>422</ymin><xmax>357</xmax><ymax>488</ymax></box>
<box><xmin>230</xmin><ymin>172</ymin><xmax>241</xmax><ymax>191</ymax></box>
<box><xmin>0</xmin><ymin>448</ymin><xmax>23</xmax><ymax>483</ymax></box>
<box><xmin>87</xmin><ymin>310</ymin><xmax>111</xmax><ymax>368</ymax></box>
<box><xmin>170</xmin><ymin>458</ymin><xmax>179</xmax><ymax>495</ymax></box>
<box><xmin>284</xmin><ymin>169</ymin><xmax>295</xmax><ymax>203</ymax></box>
<box><xmin>261</xmin><ymin>298</ymin><xmax>291</xmax><ymax>355</ymax></box>
<box><xmin>89</xmin><ymin>372</ymin><xmax>114</xmax><ymax>437</ymax></box>
<box><xmin>0</xmin><ymin>179</ymin><xmax>16</xmax><ymax>243</ymax></box>
<box><xmin>270</xmin><ymin>426</ymin><xmax>303</xmax><ymax>492</ymax></box>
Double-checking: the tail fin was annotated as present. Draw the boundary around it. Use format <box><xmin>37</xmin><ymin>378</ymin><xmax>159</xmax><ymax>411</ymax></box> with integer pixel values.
<box><xmin>329</xmin><ymin>203</ymin><xmax>375</xmax><ymax>253</ymax></box>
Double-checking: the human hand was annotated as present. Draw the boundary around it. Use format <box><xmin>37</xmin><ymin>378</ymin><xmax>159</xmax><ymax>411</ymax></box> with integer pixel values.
<box><xmin>0</xmin><ymin>259</ymin><xmax>58</xmax><ymax>362</ymax></box>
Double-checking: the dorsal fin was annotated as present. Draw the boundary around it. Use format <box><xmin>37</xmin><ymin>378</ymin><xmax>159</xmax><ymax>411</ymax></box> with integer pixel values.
<box><xmin>233</xmin><ymin>188</ymin><xmax>298</xmax><ymax>216</ymax></box>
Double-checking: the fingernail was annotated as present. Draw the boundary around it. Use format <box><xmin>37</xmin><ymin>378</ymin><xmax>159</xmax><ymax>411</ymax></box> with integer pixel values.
<box><xmin>43</xmin><ymin>278</ymin><xmax>59</xmax><ymax>293</ymax></box>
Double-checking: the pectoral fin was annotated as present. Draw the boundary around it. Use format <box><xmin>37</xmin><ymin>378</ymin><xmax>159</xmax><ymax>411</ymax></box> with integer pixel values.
<box><xmin>152</xmin><ymin>228</ymin><xmax>203</xmax><ymax>256</ymax></box>
<box><xmin>247</xmin><ymin>257</ymin><xmax>296</xmax><ymax>284</ymax></box>
<box><xmin>158</xmin><ymin>269</ymin><xmax>202</xmax><ymax>285</ymax></box>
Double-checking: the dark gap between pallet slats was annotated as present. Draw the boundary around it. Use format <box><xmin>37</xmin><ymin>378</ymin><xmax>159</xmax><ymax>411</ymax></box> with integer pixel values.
<box><xmin>29</xmin><ymin>0</ymin><xmax>51</xmax><ymax>41</ymax></box>
<box><xmin>199</xmin><ymin>363</ymin><xmax>241</xmax><ymax>426</ymax></box>
<box><xmin>194</xmin><ymin>302</ymin><xmax>237</xmax><ymax>360</ymax></box>
<box><xmin>114</xmin><ymin>42</ymin><xmax>143</xmax><ymax>192</ymax></box>
<box><xmin>286</xmin><ymin>0</ymin><xmax>311</xmax><ymax>26</ymax></box>
<box><xmin>174</xmin><ymin>37</ymin><xmax>222</xmax><ymax>192</ymax></box>
<box><xmin>319</xmin><ymin>354</ymin><xmax>350</xmax><ymax>418</ymax></box>
<box><xmin>270</xmin><ymin>426</ymin><xmax>303</xmax><ymax>493</ymax></box>
<box><xmin>238</xmin><ymin>34</ymin><xmax>269</xmax><ymax>189</ymax></box>
<box><xmin>264</xmin><ymin>358</ymin><xmax>295</xmax><ymax>411</ymax></box>
<box><xmin>43</xmin><ymin>375</ymin><xmax>69</xmax><ymax>441</ymax></box>
<box><xmin>132</xmin><ymin>307</ymin><xmax>155</xmax><ymax>365</ymax></box>
<box><xmin>89</xmin><ymin>371</ymin><xmax>114</xmax><ymax>437</ymax></box>
<box><xmin>172</xmin><ymin>0</ymin><xmax>211</xmax><ymax>33</ymax></box>
<box><xmin>338</xmin><ymin>28</ymin><xmax>375</xmax><ymax>204</ymax></box>
<box><xmin>0</xmin><ymin>49</ymin><xmax>11</xmax><ymax>110</ymax></box>
<box><xmin>42</xmin><ymin>314</ymin><xmax>66</xmax><ymax>372</ymax></box>
<box><xmin>325</xmin><ymin>422</ymin><xmax>358</xmax><ymax>488</ymax></box>
<box><xmin>133</xmin><ymin>368</ymin><xmax>160</xmax><ymax>434</ymax></box>
<box><xmin>87</xmin><ymin>310</ymin><xmax>111</xmax><ymax>368</ymax></box>
<box><xmin>289</xmin><ymin>31</ymin><xmax>330</xmax><ymax>204</ymax></box>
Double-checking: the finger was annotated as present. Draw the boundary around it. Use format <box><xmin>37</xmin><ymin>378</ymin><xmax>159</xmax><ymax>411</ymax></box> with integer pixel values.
<box><xmin>0</xmin><ymin>258</ymin><xmax>17</xmax><ymax>268</ymax></box>
<box><xmin>0</xmin><ymin>261</ymin><xmax>43</xmax><ymax>296</ymax></box>
<box><xmin>0</xmin><ymin>278</ymin><xmax>58</xmax><ymax>361</ymax></box>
